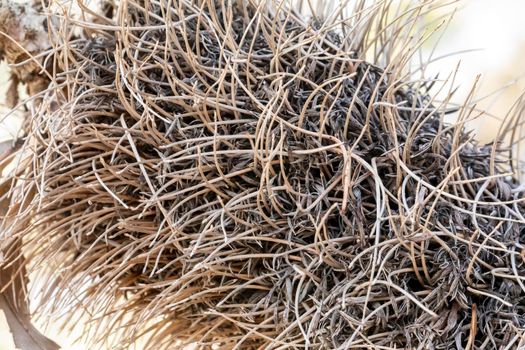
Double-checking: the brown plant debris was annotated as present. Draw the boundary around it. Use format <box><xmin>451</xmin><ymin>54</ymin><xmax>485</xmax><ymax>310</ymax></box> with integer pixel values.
<box><xmin>0</xmin><ymin>0</ymin><xmax>52</xmax><ymax>107</ymax></box>
<box><xmin>0</xmin><ymin>139</ymin><xmax>59</xmax><ymax>350</ymax></box>
<box><xmin>1</xmin><ymin>0</ymin><xmax>525</xmax><ymax>349</ymax></box>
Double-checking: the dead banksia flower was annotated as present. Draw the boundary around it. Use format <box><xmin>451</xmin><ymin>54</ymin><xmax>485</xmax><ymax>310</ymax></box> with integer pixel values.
<box><xmin>1</xmin><ymin>0</ymin><xmax>525</xmax><ymax>349</ymax></box>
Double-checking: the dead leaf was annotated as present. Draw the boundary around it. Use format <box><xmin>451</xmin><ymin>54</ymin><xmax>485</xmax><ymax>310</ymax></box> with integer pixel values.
<box><xmin>0</xmin><ymin>139</ymin><xmax>60</xmax><ymax>350</ymax></box>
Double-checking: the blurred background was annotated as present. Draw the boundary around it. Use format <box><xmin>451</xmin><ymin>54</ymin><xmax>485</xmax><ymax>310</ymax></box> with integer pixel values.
<box><xmin>1</xmin><ymin>0</ymin><xmax>525</xmax><ymax>348</ymax></box>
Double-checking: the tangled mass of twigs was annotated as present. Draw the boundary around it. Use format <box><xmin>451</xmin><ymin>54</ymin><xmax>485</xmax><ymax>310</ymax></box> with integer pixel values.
<box><xmin>1</xmin><ymin>0</ymin><xmax>525</xmax><ymax>349</ymax></box>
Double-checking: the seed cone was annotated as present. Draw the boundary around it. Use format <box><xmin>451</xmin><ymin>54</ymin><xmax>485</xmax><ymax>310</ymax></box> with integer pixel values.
<box><xmin>1</xmin><ymin>0</ymin><xmax>525</xmax><ymax>349</ymax></box>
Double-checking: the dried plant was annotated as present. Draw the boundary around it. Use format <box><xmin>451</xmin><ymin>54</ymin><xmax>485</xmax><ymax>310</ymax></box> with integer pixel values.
<box><xmin>1</xmin><ymin>0</ymin><xmax>525</xmax><ymax>349</ymax></box>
